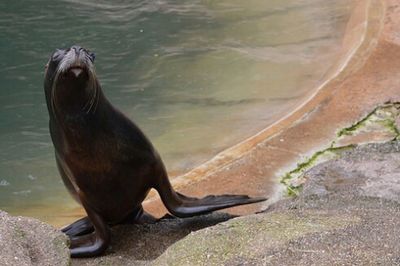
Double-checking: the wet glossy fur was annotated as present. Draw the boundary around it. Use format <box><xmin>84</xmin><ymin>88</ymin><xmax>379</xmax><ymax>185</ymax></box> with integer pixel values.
<box><xmin>44</xmin><ymin>45</ymin><xmax>266</xmax><ymax>257</ymax></box>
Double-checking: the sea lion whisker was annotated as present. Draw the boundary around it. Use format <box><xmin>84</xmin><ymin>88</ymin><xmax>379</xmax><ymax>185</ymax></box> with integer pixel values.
<box><xmin>83</xmin><ymin>89</ymin><xmax>95</xmax><ymax>113</ymax></box>
<box><xmin>88</xmin><ymin>88</ymin><xmax>97</xmax><ymax>114</ymax></box>
<box><xmin>50</xmin><ymin>71</ymin><xmax>62</xmax><ymax>121</ymax></box>
<box><xmin>89</xmin><ymin>70</ymin><xmax>100</xmax><ymax>113</ymax></box>
<box><xmin>92</xmin><ymin>86</ymin><xmax>100</xmax><ymax>113</ymax></box>
<box><xmin>85</xmin><ymin>91</ymin><xmax>96</xmax><ymax>114</ymax></box>
<box><xmin>84</xmin><ymin>73</ymin><xmax>97</xmax><ymax>114</ymax></box>
<box><xmin>91</xmin><ymin>75</ymin><xmax>101</xmax><ymax>113</ymax></box>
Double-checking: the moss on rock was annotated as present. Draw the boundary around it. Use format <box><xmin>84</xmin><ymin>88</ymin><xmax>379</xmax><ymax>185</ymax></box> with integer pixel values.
<box><xmin>281</xmin><ymin>102</ymin><xmax>400</xmax><ymax>196</ymax></box>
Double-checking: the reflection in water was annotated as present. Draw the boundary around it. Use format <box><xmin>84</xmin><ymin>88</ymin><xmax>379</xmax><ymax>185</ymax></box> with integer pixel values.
<box><xmin>0</xmin><ymin>0</ymin><xmax>351</xmax><ymax>224</ymax></box>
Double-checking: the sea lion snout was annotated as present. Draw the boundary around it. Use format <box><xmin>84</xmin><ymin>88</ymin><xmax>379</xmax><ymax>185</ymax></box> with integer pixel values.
<box><xmin>69</xmin><ymin>45</ymin><xmax>95</xmax><ymax>63</ymax></box>
<box><xmin>70</xmin><ymin>45</ymin><xmax>83</xmax><ymax>53</ymax></box>
<box><xmin>46</xmin><ymin>46</ymin><xmax>95</xmax><ymax>80</ymax></box>
<box><xmin>56</xmin><ymin>45</ymin><xmax>95</xmax><ymax>79</ymax></box>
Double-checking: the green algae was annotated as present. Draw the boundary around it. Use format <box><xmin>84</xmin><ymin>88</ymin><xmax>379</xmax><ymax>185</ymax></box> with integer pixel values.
<box><xmin>281</xmin><ymin>145</ymin><xmax>356</xmax><ymax>196</ymax></box>
<box><xmin>337</xmin><ymin>106</ymin><xmax>379</xmax><ymax>137</ymax></box>
<box><xmin>338</xmin><ymin>102</ymin><xmax>400</xmax><ymax>138</ymax></box>
<box><xmin>281</xmin><ymin>102</ymin><xmax>400</xmax><ymax>196</ymax></box>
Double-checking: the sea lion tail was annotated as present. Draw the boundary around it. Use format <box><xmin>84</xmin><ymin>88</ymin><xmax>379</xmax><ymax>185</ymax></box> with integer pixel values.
<box><xmin>155</xmin><ymin>174</ymin><xmax>267</xmax><ymax>218</ymax></box>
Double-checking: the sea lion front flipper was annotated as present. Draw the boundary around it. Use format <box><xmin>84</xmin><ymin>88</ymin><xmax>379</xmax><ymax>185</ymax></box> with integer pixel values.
<box><xmin>61</xmin><ymin>216</ymin><xmax>94</xmax><ymax>237</ymax></box>
<box><xmin>69</xmin><ymin>195</ymin><xmax>111</xmax><ymax>258</ymax></box>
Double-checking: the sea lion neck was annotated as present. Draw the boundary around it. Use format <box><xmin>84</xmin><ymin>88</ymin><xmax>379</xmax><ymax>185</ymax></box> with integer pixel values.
<box><xmin>50</xmin><ymin>81</ymin><xmax>105</xmax><ymax>131</ymax></box>
<box><xmin>53</xmin><ymin>78</ymin><xmax>95</xmax><ymax>113</ymax></box>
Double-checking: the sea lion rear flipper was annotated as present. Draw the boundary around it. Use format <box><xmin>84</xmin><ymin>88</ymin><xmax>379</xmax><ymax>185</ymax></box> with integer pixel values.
<box><xmin>119</xmin><ymin>205</ymin><xmax>158</xmax><ymax>224</ymax></box>
<box><xmin>155</xmin><ymin>173</ymin><xmax>267</xmax><ymax>218</ymax></box>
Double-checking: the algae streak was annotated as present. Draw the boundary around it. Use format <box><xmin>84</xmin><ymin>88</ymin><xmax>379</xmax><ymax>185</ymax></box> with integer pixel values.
<box><xmin>281</xmin><ymin>102</ymin><xmax>400</xmax><ymax>196</ymax></box>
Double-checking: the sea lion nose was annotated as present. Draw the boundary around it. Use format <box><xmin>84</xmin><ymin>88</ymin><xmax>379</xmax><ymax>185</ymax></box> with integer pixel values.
<box><xmin>71</xmin><ymin>45</ymin><xmax>83</xmax><ymax>55</ymax></box>
<box><xmin>70</xmin><ymin>67</ymin><xmax>83</xmax><ymax>77</ymax></box>
<box><xmin>68</xmin><ymin>45</ymin><xmax>85</xmax><ymax>77</ymax></box>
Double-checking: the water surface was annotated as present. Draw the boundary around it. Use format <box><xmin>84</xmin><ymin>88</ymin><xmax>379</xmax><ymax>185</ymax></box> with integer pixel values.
<box><xmin>0</xmin><ymin>0</ymin><xmax>351</xmax><ymax>224</ymax></box>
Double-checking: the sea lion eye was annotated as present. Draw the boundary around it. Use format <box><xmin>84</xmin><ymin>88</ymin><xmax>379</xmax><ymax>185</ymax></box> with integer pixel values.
<box><xmin>51</xmin><ymin>49</ymin><xmax>64</xmax><ymax>62</ymax></box>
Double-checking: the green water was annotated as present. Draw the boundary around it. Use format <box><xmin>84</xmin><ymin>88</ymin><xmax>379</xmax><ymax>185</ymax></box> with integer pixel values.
<box><xmin>0</xmin><ymin>0</ymin><xmax>351</xmax><ymax>223</ymax></box>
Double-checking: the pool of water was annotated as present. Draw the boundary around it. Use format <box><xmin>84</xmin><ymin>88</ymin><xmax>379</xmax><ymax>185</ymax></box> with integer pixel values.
<box><xmin>0</xmin><ymin>0</ymin><xmax>351</xmax><ymax>224</ymax></box>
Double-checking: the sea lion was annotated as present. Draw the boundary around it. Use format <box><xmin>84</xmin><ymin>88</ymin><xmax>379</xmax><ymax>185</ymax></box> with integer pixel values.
<box><xmin>44</xmin><ymin>45</ymin><xmax>266</xmax><ymax>258</ymax></box>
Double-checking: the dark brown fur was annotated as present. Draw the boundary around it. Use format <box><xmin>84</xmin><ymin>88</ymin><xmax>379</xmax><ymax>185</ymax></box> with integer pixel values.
<box><xmin>44</xmin><ymin>46</ymin><xmax>266</xmax><ymax>257</ymax></box>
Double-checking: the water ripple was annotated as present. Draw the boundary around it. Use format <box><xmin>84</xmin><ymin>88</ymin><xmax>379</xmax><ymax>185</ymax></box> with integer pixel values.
<box><xmin>0</xmin><ymin>0</ymin><xmax>351</xmax><ymax>218</ymax></box>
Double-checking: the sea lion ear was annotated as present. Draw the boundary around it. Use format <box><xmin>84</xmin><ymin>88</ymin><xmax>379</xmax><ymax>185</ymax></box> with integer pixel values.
<box><xmin>89</xmin><ymin>52</ymin><xmax>96</xmax><ymax>62</ymax></box>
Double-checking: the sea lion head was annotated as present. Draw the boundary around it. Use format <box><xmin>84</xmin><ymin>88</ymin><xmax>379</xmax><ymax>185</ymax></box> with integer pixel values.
<box><xmin>44</xmin><ymin>45</ymin><xmax>99</xmax><ymax>116</ymax></box>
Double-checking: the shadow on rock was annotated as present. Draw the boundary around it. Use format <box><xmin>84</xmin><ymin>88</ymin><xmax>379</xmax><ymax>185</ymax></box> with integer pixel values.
<box><xmin>73</xmin><ymin>212</ymin><xmax>235</xmax><ymax>265</ymax></box>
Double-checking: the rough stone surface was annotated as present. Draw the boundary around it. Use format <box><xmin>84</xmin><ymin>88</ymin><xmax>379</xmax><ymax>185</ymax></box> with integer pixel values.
<box><xmin>0</xmin><ymin>211</ymin><xmax>70</xmax><ymax>266</ymax></box>
<box><xmin>72</xmin><ymin>213</ymin><xmax>234</xmax><ymax>266</ymax></box>
<box><xmin>300</xmin><ymin>141</ymin><xmax>400</xmax><ymax>202</ymax></box>
<box><xmin>152</xmin><ymin>141</ymin><xmax>400</xmax><ymax>265</ymax></box>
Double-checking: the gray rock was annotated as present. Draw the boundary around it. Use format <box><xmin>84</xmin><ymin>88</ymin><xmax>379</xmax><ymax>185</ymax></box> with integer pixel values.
<box><xmin>300</xmin><ymin>141</ymin><xmax>400</xmax><ymax>202</ymax></box>
<box><xmin>153</xmin><ymin>141</ymin><xmax>400</xmax><ymax>265</ymax></box>
<box><xmin>72</xmin><ymin>212</ymin><xmax>234</xmax><ymax>266</ymax></box>
<box><xmin>0</xmin><ymin>211</ymin><xmax>70</xmax><ymax>266</ymax></box>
